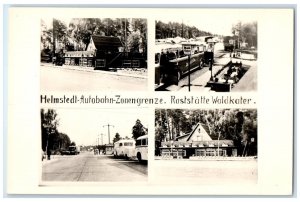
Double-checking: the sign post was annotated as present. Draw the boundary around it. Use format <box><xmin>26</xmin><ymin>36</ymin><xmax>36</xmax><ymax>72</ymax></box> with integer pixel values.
<box><xmin>188</xmin><ymin>54</ymin><xmax>191</xmax><ymax>92</ymax></box>
<box><xmin>183</xmin><ymin>44</ymin><xmax>192</xmax><ymax>92</ymax></box>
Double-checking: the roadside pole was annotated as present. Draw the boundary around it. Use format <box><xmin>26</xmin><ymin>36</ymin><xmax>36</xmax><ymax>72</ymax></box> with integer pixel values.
<box><xmin>188</xmin><ymin>54</ymin><xmax>191</xmax><ymax>92</ymax></box>
<box><xmin>210</xmin><ymin>59</ymin><xmax>213</xmax><ymax>81</ymax></box>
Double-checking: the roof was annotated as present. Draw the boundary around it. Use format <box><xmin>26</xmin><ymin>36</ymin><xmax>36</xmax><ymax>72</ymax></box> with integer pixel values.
<box><xmin>64</xmin><ymin>51</ymin><xmax>95</xmax><ymax>57</ymax></box>
<box><xmin>137</xmin><ymin>135</ymin><xmax>148</xmax><ymax>140</ymax></box>
<box><xmin>186</xmin><ymin>123</ymin><xmax>210</xmax><ymax>141</ymax></box>
<box><xmin>161</xmin><ymin>140</ymin><xmax>234</xmax><ymax>148</ymax></box>
<box><xmin>175</xmin><ymin>134</ymin><xmax>190</xmax><ymax>140</ymax></box>
<box><xmin>91</xmin><ymin>35</ymin><xmax>122</xmax><ymax>49</ymax></box>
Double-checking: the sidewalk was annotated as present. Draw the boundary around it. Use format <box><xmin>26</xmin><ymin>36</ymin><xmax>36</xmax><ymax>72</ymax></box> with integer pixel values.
<box><xmin>178</xmin><ymin>54</ymin><xmax>231</xmax><ymax>92</ymax></box>
<box><xmin>178</xmin><ymin>54</ymin><xmax>257</xmax><ymax>92</ymax></box>
<box><xmin>42</xmin><ymin>155</ymin><xmax>61</xmax><ymax>166</ymax></box>
<box><xmin>40</xmin><ymin>63</ymin><xmax>147</xmax><ymax>79</ymax></box>
<box><xmin>232</xmin><ymin>62</ymin><xmax>257</xmax><ymax>92</ymax></box>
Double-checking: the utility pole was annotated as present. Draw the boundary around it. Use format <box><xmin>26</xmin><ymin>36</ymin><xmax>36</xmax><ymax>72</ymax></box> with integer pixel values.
<box><xmin>103</xmin><ymin>124</ymin><xmax>114</xmax><ymax>144</ymax></box>
<box><xmin>124</xmin><ymin>18</ymin><xmax>127</xmax><ymax>52</ymax></box>
<box><xmin>101</xmin><ymin>133</ymin><xmax>104</xmax><ymax>145</ymax></box>
<box><xmin>52</xmin><ymin>18</ymin><xmax>56</xmax><ymax>64</ymax></box>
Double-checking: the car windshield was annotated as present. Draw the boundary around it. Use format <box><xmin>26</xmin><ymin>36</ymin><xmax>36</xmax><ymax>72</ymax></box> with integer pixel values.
<box><xmin>124</xmin><ymin>142</ymin><xmax>133</xmax><ymax>146</ymax></box>
<box><xmin>167</xmin><ymin>52</ymin><xmax>176</xmax><ymax>60</ymax></box>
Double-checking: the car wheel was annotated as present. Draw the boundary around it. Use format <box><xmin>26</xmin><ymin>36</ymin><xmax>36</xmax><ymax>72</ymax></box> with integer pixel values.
<box><xmin>199</xmin><ymin>60</ymin><xmax>204</xmax><ymax>69</ymax></box>
<box><xmin>177</xmin><ymin>71</ymin><xmax>182</xmax><ymax>84</ymax></box>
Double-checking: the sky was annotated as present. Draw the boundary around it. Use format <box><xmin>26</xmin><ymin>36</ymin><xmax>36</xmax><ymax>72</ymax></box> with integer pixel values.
<box><xmin>46</xmin><ymin>107</ymin><xmax>150</xmax><ymax>146</ymax></box>
<box><xmin>157</xmin><ymin>10</ymin><xmax>257</xmax><ymax>36</ymax></box>
<box><xmin>42</xmin><ymin>10</ymin><xmax>257</xmax><ymax>36</ymax></box>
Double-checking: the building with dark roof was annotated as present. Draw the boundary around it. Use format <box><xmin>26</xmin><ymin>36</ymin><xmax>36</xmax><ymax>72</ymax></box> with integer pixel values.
<box><xmin>86</xmin><ymin>35</ymin><xmax>122</xmax><ymax>53</ymax></box>
<box><xmin>159</xmin><ymin>123</ymin><xmax>237</xmax><ymax>159</ymax></box>
<box><xmin>63</xmin><ymin>35</ymin><xmax>146</xmax><ymax>69</ymax></box>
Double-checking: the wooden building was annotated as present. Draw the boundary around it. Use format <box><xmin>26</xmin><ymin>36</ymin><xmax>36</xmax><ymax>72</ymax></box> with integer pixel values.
<box><xmin>159</xmin><ymin>123</ymin><xmax>237</xmax><ymax>159</ymax></box>
<box><xmin>64</xmin><ymin>35</ymin><xmax>146</xmax><ymax>69</ymax></box>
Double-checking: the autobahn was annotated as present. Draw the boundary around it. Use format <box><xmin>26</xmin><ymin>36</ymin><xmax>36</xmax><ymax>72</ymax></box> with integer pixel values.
<box><xmin>42</xmin><ymin>152</ymin><xmax>147</xmax><ymax>182</ymax></box>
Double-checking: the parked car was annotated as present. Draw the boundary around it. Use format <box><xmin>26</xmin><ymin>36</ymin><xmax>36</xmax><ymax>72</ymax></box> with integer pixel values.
<box><xmin>60</xmin><ymin>149</ymin><xmax>70</xmax><ymax>155</ymax></box>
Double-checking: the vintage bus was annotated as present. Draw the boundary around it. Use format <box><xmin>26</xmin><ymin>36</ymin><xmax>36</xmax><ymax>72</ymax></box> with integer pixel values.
<box><xmin>113</xmin><ymin>139</ymin><xmax>136</xmax><ymax>159</ymax></box>
<box><xmin>156</xmin><ymin>42</ymin><xmax>207</xmax><ymax>85</ymax></box>
<box><xmin>155</xmin><ymin>43</ymin><xmax>182</xmax><ymax>85</ymax></box>
<box><xmin>135</xmin><ymin>135</ymin><xmax>148</xmax><ymax>162</ymax></box>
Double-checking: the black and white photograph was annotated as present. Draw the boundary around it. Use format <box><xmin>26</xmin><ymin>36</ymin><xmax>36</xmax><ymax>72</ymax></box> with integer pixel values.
<box><xmin>155</xmin><ymin>16</ymin><xmax>257</xmax><ymax>92</ymax></box>
<box><xmin>41</xmin><ymin>108</ymin><xmax>148</xmax><ymax>182</ymax></box>
<box><xmin>6</xmin><ymin>6</ymin><xmax>294</xmax><ymax>195</ymax></box>
<box><xmin>154</xmin><ymin>108</ymin><xmax>257</xmax><ymax>184</ymax></box>
<box><xmin>40</xmin><ymin>18</ymin><xmax>147</xmax><ymax>91</ymax></box>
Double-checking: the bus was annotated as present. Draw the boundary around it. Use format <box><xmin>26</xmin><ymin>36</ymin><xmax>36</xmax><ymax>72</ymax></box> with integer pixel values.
<box><xmin>113</xmin><ymin>139</ymin><xmax>136</xmax><ymax>159</ymax></box>
<box><xmin>156</xmin><ymin>42</ymin><xmax>207</xmax><ymax>85</ymax></box>
<box><xmin>135</xmin><ymin>135</ymin><xmax>148</xmax><ymax>162</ymax></box>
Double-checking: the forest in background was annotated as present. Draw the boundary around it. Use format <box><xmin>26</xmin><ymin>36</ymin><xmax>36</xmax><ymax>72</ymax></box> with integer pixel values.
<box><xmin>41</xmin><ymin>109</ymin><xmax>75</xmax><ymax>153</ymax></box>
<box><xmin>155</xmin><ymin>109</ymin><xmax>257</xmax><ymax>156</ymax></box>
<box><xmin>41</xmin><ymin>18</ymin><xmax>147</xmax><ymax>55</ymax></box>
<box><xmin>155</xmin><ymin>20</ymin><xmax>213</xmax><ymax>39</ymax></box>
<box><xmin>156</xmin><ymin>20</ymin><xmax>257</xmax><ymax>49</ymax></box>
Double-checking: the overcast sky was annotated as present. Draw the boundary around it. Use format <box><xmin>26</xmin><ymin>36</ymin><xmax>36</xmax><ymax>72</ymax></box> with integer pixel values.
<box><xmin>42</xmin><ymin>10</ymin><xmax>257</xmax><ymax>36</ymax></box>
<box><xmin>46</xmin><ymin>107</ymin><xmax>149</xmax><ymax>146</ymax></box>
<box><xmin>157</xmin><ymin>10</ymin><xmax>257</xmax><ymax>36</ymax></box>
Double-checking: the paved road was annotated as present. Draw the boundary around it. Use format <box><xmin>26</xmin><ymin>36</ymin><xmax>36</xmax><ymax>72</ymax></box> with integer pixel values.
<box><xmin>40</xmin><ymin>65</ymin><xmax>147</xmax><ymax>91</ymax></box>
<box><xmin>42</xmin><ymin>152</ymin><xmax>147</xmax><ymax>182</ymax></box>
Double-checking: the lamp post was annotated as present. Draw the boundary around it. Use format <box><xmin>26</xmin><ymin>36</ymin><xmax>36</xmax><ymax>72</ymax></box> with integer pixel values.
<box><xmin>217</xmin><ymin>131</ymin><xmax>221</xmax><ymax>157</ymax></box>
<box><xmin>170</xmin><ymin>140</ymin><xmax>174</xmax><ymax>158</ymax></box>
<box><xmin>207</xmin><ymin>40</ymin><xmax>214</xmax><ymax>81</ymax></box>
<box><xmin>103</xmin><ymin>124</ymin><xmax>114</xmax><ymax>144</ymax></box>
<box><xmin>101</xmin><ymin>133</ymin><xmax>104</xmax><ymax>145</ymax></box>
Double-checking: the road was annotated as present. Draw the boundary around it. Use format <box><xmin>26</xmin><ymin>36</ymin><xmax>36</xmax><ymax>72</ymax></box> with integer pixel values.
<box><xmin>40</xmin><ymin>65</ymin><xmax>147</xmax><ymax>91</ymax></box>
<box><xmin>42</xmin><ymin>152</ymin><xmax>147</xmax><ymax>182</ymax></box>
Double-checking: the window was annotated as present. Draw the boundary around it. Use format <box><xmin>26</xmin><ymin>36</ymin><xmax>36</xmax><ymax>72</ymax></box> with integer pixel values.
<box><xmin>136</xmin><ymin>139</ymin><xmax>142</xmax><ymax>146</ymax></box>
<box><xmin>142</xmin><ymin>139</ymin><xmax>147</xmax><ymax>146</ymax></box>
<box><xmin>196</xmin><ymin>149</ymin><xmax>206</xmax><ymax>156</ymax></box>
<box><xmin>124</xmin><ymin>142</ymin><xmax>133</xmax><ymax>146</ymax></box>
<box><xmin>132</xmin><ymin>60</ymin><xmax>140</xmax><ymax>68</ymax></box>
<box><xmin>167</xmin><ymin>52</ymin><xmax>176</xmax><ymax>60</ymax></box>
<box><xmin>119</xmin><ymin>143</ymin><xmax>123</xmax><ymax>146</ymax></box>
<box><xmin>177</xmin><ymin>149</ymin><xmax>186</xmax><ymax>157</ymax></box>
<box><xmin>206</xmin><ymin>149</ymin><xmax>216</xmax><ymax>156</ymax></box>
<box><xmin>96</xmin><ymin>59</ymin><xmax>106</xmax><ymax>68</ymax></box>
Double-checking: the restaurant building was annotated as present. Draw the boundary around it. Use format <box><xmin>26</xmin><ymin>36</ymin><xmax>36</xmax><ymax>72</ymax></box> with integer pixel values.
<box><xmin>64</xmin><ymin>35</ymin><xmax>146</xmax><ymax>69</ymax></box>
<box><xmin>159</xmin><ymin>123</ymin><xmax>237</xmax><ymax>159</ymax></box>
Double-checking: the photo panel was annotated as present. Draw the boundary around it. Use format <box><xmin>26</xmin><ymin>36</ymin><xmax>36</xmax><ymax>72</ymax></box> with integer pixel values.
<box><xmin>153</xmin><ymin>108</ymin><xmax>257</xmax><ymax>185</ymax></box>
<box><xmin>40</xmin><ymin>18</ymin><xmax>148</xmax><ymax>92</ymax></box>
<box><xmin>154</xmin><ymin>16</ymin><xmax>257</xmax><ymax>92</ymax></box>
<box><xmin>40</xmin><ymin>107</ymin><xmax>149</xmax><ymax>183</ymax></box>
